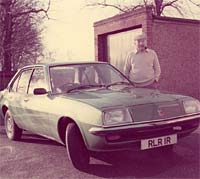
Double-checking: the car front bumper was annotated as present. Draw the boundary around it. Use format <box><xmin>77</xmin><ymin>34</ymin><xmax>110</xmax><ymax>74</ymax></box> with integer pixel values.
<box><xmin>86</xmin><ymin>114</ymin><xmax>200</xmax><ymax>152</ymax></box>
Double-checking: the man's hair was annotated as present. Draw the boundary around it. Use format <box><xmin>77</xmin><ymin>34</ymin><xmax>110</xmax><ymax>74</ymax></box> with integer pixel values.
<box><xmin>134</xmin><ymin>33</ymin><xmax>147</xmax><ymax>41</ymax></box>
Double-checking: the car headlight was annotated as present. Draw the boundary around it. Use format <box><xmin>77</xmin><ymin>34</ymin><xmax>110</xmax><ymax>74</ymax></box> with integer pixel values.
<box><xmin>103</xmin><ymin>108</ymin><xmax>132</xmax><ymax>126</ymax></box>
<box><xmin>183</xmin><ymin>99</ymin><xmax>200</xmax><ymax>114</ymax></box>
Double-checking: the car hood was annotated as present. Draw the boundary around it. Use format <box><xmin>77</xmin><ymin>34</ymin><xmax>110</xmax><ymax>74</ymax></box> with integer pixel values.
<box><xmin>59</xmin><ymin>87</ymin><xmax>189</xmax><ymax>122</ymax></box>
<box><xmin>60</xmin><ymin>87</ymin><xmax>186</xmax><ymax>110</ymax></box>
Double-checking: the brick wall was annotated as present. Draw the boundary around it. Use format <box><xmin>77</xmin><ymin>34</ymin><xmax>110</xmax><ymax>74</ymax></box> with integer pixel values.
<box><xmin>152</xmin><ymin>16</ymin><xmax>200</xmax><ymax>99</ymax></box>
<box><xmin>94</xmin><ymin>7</ymin><xmax>200</xmax><ymax>99</ymax></box>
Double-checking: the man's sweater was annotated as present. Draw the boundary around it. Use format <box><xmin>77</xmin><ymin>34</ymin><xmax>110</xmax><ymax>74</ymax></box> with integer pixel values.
<box><xmin>124</xmin><ymin>48</ymin><xmax>161</xmax><ymax>86</ymax></box>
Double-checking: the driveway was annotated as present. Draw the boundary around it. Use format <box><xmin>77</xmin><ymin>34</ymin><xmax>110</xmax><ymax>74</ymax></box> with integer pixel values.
<box><xmin>0</xmin><ymin>126</ymin><xmax>199</xmax><ymax>179</ymax></box>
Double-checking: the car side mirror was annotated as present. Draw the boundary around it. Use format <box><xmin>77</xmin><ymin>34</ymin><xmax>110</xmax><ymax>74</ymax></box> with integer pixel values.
<box><xmin>33</xmin><ymin>88</ymin><xmax>47</xmax><ymax>95</ymax></box>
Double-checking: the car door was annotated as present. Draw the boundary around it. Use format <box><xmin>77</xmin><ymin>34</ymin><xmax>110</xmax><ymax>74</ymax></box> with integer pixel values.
<box><xmin>8</xmin><ymin>68</ymin><xmax>34</xmax><ymax>130</ymax></box>
<box><xmin>23</xmin><ymin>67</ymin><xmax>55</xmax><ymax>136</ymax></box>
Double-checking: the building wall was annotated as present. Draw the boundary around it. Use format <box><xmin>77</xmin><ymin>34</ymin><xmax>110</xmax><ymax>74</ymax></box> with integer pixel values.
<box><xmin>94</xmin><ymin>7</ymin><xmax>200</xmax><ymax>99</ymax></box>
<box><xmin>151</xmin><ymin>17</ymin><xmax>200</xmax><ymax>99</ymax></box>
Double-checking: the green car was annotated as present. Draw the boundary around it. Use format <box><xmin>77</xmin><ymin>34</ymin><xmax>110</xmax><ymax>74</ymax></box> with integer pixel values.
<box><xmin>0</xmin><ymin>62</ymin><xmax>199</xmax><ymax>170</ymax></box>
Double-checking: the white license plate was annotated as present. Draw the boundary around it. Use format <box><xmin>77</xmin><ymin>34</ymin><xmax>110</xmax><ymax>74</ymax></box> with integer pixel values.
<box><xmin>141</xmin><ymin>134</ymin><xmax>177</xmax><ymax>150</ymax></box>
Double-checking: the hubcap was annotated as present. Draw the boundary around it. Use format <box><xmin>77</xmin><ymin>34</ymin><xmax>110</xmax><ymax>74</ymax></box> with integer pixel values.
<box><xmin>6</xmin><ymin>115</ymin><xmax>13</xmax><ymax>137</ymax></box>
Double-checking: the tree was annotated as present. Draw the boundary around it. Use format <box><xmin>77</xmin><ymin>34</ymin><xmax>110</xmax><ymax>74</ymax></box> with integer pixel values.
<box><xmin>0</xmin><ymin>0</ymin><xmax>50</xmax><ymax>71</ymax></box>
<box><xmin>86</xmin><ymin>0</ymin><xmax>200</xmax><ymax>17</ymax></box>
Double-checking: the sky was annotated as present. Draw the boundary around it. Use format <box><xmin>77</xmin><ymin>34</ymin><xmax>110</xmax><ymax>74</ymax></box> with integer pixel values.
<box><xmin>42</xmin><ymin>0</ymin><xmax>200</xmax><ymax>62</ymax></box>
<box><xmin>42</xmin><ymin>0</ymin><xmax>117</xmax><ymax>62</ymax></box>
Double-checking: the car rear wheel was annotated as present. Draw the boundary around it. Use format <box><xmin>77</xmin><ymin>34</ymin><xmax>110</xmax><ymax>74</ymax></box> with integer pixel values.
<box><xmin>5</xmin><ymin>110</ymin><xmax>22</xmax><ymax>140</ymax></box>
<box><xmin>65</xmin><ymin>123</ymin><xmax>90</xmax><ymax>170</ymax></box>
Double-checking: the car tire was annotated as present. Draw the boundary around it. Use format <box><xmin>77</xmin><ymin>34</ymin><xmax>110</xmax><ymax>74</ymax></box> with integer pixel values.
<box><xmin>4</xmin><ymin>110</ymin><xmax>22</xmax><ymax>140</ymax></box>
<box><xmin>65</xmin><ymin>123</ymin><xmax>90</xmax><ymax>170</ymax></box>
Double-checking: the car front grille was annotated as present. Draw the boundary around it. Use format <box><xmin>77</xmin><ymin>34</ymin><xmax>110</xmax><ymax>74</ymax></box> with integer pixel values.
<box><xmin>129</xmin><ymin>102</ymin><xmax>184</xmax><ymax>123</ymax></box>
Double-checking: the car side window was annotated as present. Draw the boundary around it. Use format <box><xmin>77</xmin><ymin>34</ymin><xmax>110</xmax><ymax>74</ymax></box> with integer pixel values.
<box><xmin>10</xmin><ymin>75</ymin><xmax>20</xmax><ymax>92</ymax></box>
<box><xmin>17</xmin><ymin>69</ymin><xmax>33</xmax><ymax>94</ymax></box>
<box><xmin>28</xmin><ymin>67</ymin><xmax>46</xmax><ymax>94</ymax></box>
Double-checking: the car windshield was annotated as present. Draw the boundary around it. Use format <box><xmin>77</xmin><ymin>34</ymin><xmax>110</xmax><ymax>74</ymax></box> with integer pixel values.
<box><xmin>49</xmin><ymin>63</ymin><xmax>132</xmax><ymax>93</ymax></box>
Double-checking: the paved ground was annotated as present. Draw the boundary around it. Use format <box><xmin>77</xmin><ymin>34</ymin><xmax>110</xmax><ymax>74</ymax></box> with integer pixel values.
<box><xmin>0</xmin><ymin>126</ymin><xmax>199</xmax><ymax>179</ymax></box>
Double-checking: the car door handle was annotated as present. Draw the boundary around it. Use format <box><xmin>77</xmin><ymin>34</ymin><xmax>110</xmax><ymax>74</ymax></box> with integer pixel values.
<box><xmin>24</xmin><ymin>98</ymin><xmax>29</xmax><ymax>102</ymax></box>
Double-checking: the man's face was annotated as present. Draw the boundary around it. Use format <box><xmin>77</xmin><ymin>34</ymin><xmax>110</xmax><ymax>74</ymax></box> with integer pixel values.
<box><xmin>135</xmin><ymin>38</ymin><xmax>147</xmax><ymax>51</ymax></box>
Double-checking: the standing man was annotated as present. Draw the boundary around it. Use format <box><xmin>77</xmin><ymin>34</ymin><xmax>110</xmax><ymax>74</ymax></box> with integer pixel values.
<box><xmin>124</xmin><ymin>33</ymin><xmax>161</xmax><ymax>88</ymax></box>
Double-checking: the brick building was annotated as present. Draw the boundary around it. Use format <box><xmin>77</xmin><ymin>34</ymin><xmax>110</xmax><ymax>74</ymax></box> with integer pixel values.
<box><xmin>94</xmin><ymin>6</ymin><xmax>200</xmax><ymax>99</ymax></box>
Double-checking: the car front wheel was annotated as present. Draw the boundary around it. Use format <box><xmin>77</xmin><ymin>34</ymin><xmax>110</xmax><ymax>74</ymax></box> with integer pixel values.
<box><xmin>4</xmin><ymin>110</ymin><xmax>22</xmax><ymax>140</ymax></box>
<box><xmin>65</xmin><ymin>123</ymin><xmax>90</xmax><ymax>170</ymax></box>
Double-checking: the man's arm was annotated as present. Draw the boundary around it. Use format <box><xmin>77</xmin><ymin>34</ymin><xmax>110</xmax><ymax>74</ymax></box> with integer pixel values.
<box><xmin>124</xmin><ymin>53</ymin><xmax>132</xmax><ymax>78</ymax></box>
<box><xmin>153</xmin><ymin>51</ymin><xmax>161</xmax><ymax>82</ymax></box>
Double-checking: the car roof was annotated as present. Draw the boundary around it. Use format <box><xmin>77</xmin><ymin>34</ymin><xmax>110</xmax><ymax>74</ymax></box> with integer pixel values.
<box><xmin>20</xmin><ymin>61</ymin><xmax>108</xmax><ymax>70</ymax></box>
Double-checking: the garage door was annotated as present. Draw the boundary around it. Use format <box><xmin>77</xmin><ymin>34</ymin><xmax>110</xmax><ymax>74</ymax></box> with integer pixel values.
<box><xmin>107</xmin><ymin>28</ymin><xmax>142</xmax><ymax>73</ymax></box>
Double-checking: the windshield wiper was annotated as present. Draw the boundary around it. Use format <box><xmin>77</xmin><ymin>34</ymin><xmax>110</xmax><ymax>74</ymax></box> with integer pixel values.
<box><xmin>106</xmin><ymin>81</ymin><xmax>132</xmax><ymax>88</ymax></box>
<box><xmin>67</xmin><ymin>84</ymin><xmax>105</xmax><ymax>93</ymax></box>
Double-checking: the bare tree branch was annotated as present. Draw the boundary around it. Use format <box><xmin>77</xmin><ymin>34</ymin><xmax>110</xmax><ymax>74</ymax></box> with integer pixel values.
<box><xmin>143</xmin><ymin>0</ymin><xmax>149</xmax><ymax>6</ymax></box>
<box><xmin>161</xmin><ymin>0</ymin><xmax>179</xmax><ymax>12</ymax></box>
<box><xmin>86</xmin><ymin>0</ymin><xmax>145</xmax><ymax>13</ymax></box>
<box><xmin>86</xmin><ymin>0</ymin><xmax>199</xmax><ymax>17</ymax></box>
<box><xmin>86</xmin><ymin>2</ymin><xmax>128</xmax><ymax>12</ymax></box>
<box><xmin>170</xmin><ymin>4</ymin><xmax>184</xmax><ymax>16</ymax></box>
<box><xmin>13</xmin><ymin>0</ymin><xmax>51</xmax><ymax>19</ymax></box>
<box><xmin>188</xmin><ymin>0</ymin><xmax>200</xmax><ymax>7</ymax></box>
